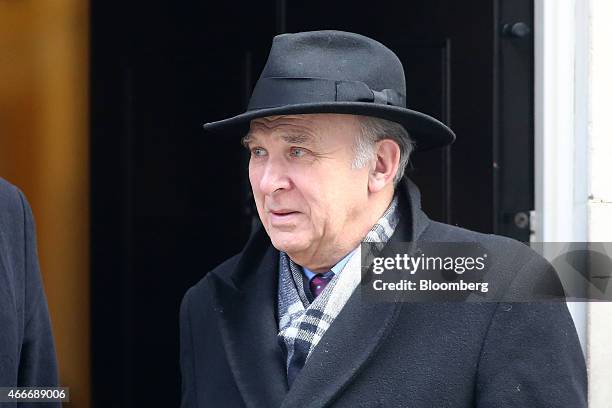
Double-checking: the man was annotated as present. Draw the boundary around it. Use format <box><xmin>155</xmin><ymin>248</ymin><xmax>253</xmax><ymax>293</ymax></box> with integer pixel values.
<box><xmin>180</xmin><ymin>31</ymin><xmax>586</xmax><ymax>407</ymax></box>
<box><xmin>0</xmin><ymin>178</ymin><xmax>60</xmax><ymax>408</ymax></box>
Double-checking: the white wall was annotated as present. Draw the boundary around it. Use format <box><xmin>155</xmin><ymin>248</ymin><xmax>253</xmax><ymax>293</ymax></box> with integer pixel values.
<box><xmin>534</xmin><ymin>0</ymin><xmax>588</xmax><ymax>350</ymax></box>
<box><xmin>586</xmin><ymin>1</ymin><xmax>612</xmax><ymax>406</ymax></box>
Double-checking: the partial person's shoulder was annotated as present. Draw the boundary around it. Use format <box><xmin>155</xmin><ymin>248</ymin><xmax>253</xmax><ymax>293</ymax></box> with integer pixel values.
<box><xmin>0</xmin><ymin>177</ymin><xmax>27</xmax><ymax>220</ymax></box>
<box><xmin>0</xmin><ymin>178</ymin><xmax>33</xmax><ymax>252</ymax></box>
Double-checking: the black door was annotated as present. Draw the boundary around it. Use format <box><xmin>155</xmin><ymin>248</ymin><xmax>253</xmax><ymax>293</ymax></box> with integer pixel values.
<box><xmin>90</xmin><ymin>0</ymin><xmax>532</xmax><ymax>406</ymax></box>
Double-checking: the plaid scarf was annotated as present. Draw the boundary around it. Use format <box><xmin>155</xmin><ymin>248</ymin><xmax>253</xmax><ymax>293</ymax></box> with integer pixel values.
<box><xmin>277</xmin><ymin>194</ymin><xmax>401</xmax><ymax>385</ymax></box>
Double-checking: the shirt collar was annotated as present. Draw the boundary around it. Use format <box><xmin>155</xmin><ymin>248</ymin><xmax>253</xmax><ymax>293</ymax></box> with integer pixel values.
<box><xmin>301</xmin><ymin>247</ymin><xmax>358</xmax><ymax>280</ymax></box>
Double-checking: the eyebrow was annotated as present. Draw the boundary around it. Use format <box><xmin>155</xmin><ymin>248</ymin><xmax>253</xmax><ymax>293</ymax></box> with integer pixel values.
<box><xmin>281</xmin><ymin>133</ymin><xmax>314</xmax><ymax>144</ymax></box>
<box><xmin>241</xmin><ymin>131</ymin><xmax>317</xmax><ymax>147</ymax></box>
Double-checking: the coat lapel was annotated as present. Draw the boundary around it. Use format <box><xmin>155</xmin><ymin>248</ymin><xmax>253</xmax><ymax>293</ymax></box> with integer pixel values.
<box><xmin>210</xmin><ymin>227</ymin><xmax>288</xmax><ymax>408</ymax></box>
<box><xmin>280</xmin><ymin>177</ymin><xmax>431</xmax><ymax>408</ymax></box>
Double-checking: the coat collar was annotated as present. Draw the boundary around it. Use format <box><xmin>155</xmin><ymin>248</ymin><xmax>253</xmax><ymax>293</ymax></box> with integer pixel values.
<box><xmin>209</xmin><ymin>177</ymin><xmax>430</xmax><ymax>408</ymax></box>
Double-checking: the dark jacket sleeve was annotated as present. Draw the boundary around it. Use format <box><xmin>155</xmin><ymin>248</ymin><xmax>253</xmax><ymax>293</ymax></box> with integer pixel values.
<box><xmin>475</xmin><ymin>253</ymin><xmax>588</xmax><ymax>407</ymax></box>
<box><xmin>16</xmin><ymin>188</ymin><xmax>60</xmax><ymax>392</ymax></box>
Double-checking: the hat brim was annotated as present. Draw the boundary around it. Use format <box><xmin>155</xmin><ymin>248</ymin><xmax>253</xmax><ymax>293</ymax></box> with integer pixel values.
<box><xmin>202</xmin><ymin>102</ymin><xmax>455</xmax><ymax>152</ymax></box>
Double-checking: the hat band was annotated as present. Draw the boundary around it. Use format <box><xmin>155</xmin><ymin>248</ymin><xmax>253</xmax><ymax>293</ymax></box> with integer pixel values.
<box><xmin>247</xmin><ymin>77</ymin><xmax>406</xmax><ymax>111</ymax></box>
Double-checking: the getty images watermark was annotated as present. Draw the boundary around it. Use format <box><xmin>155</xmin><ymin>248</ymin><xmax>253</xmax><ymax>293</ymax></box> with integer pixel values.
<box><xmin>359</xmin><ymin>242</ymin><xmax>612</xmax><ymax>303</ymax></box>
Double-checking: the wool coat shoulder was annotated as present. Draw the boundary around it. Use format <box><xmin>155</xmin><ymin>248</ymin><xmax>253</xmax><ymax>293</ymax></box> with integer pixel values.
<box><xmin>180</xmin><ymin>178</ymin><xmax>587</xmax><ymax>408</ymax></box>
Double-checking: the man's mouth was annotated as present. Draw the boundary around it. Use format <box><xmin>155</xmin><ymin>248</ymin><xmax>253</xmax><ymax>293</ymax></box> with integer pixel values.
<box><xmin>268</xmin><ymin>209</ymin><xmax>300</xmax><ymax>225</ymax></box>
<box><xmin>270</xmin><ymin>210</ymin><xmax>298</xmax><ymax>216</ymax></box>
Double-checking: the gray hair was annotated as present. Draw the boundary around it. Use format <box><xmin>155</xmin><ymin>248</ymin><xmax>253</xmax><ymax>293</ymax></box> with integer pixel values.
<box><xmin>353</xmin><ymin>116</ymin><xmax>415</xmax><ymax>187</ymax></box>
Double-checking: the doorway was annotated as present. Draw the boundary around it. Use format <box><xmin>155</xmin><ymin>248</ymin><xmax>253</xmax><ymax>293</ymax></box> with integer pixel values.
<box><xmin>90</xmin><ymin>0</ymin><xmax>533</xmax><ymax>405</ymax></box>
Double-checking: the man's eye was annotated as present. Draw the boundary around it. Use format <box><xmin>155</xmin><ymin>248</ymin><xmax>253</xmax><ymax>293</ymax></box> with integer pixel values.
<box><xmin>290</xmin><ymin>147</ymin><xmax>307</xmax><ymax>158</ymax></box>
<box><xmin>251</xmin><ymin>147</ymin><xmax>267</xmax><ymax>157</ymax></box>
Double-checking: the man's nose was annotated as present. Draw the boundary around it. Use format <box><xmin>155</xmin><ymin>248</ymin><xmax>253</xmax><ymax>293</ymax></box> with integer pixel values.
<box><xmin>258</xmin><ymin>157</ymin><xmax>291</xmax><ymax>195</ymax></box>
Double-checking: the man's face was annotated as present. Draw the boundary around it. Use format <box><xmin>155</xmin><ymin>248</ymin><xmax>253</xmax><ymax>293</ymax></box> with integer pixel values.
<box><xmin>245</xmin><ymin>114</ymin><xmax>371</xmax><ymax>262</ymax></box>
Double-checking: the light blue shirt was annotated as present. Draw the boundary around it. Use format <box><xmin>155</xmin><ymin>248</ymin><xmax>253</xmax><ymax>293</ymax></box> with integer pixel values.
<box><xmin>302</xmin><ymin>247</ymin><xmax>358</xmax><ymax>280</ymax></box>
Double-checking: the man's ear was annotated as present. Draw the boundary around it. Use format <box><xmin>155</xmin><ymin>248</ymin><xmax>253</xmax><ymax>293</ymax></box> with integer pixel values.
<box><xmin>368</xmin><ymin>139</ymin><xmax>400</xmax><ymax>193</ymax></box>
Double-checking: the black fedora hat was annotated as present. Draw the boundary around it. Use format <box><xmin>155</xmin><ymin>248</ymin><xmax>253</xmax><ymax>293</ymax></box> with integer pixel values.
<box><xmin>203</xmin><ymin>30</ymin><xmax>455</xmax><ymax>151</ymax></box>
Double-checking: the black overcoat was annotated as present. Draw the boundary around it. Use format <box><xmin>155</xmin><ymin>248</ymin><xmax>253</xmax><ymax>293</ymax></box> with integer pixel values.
<box><xmin>180</xmin><ymin>177</ymin><xmax>587</xmax><ymax>408</ymax></box>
